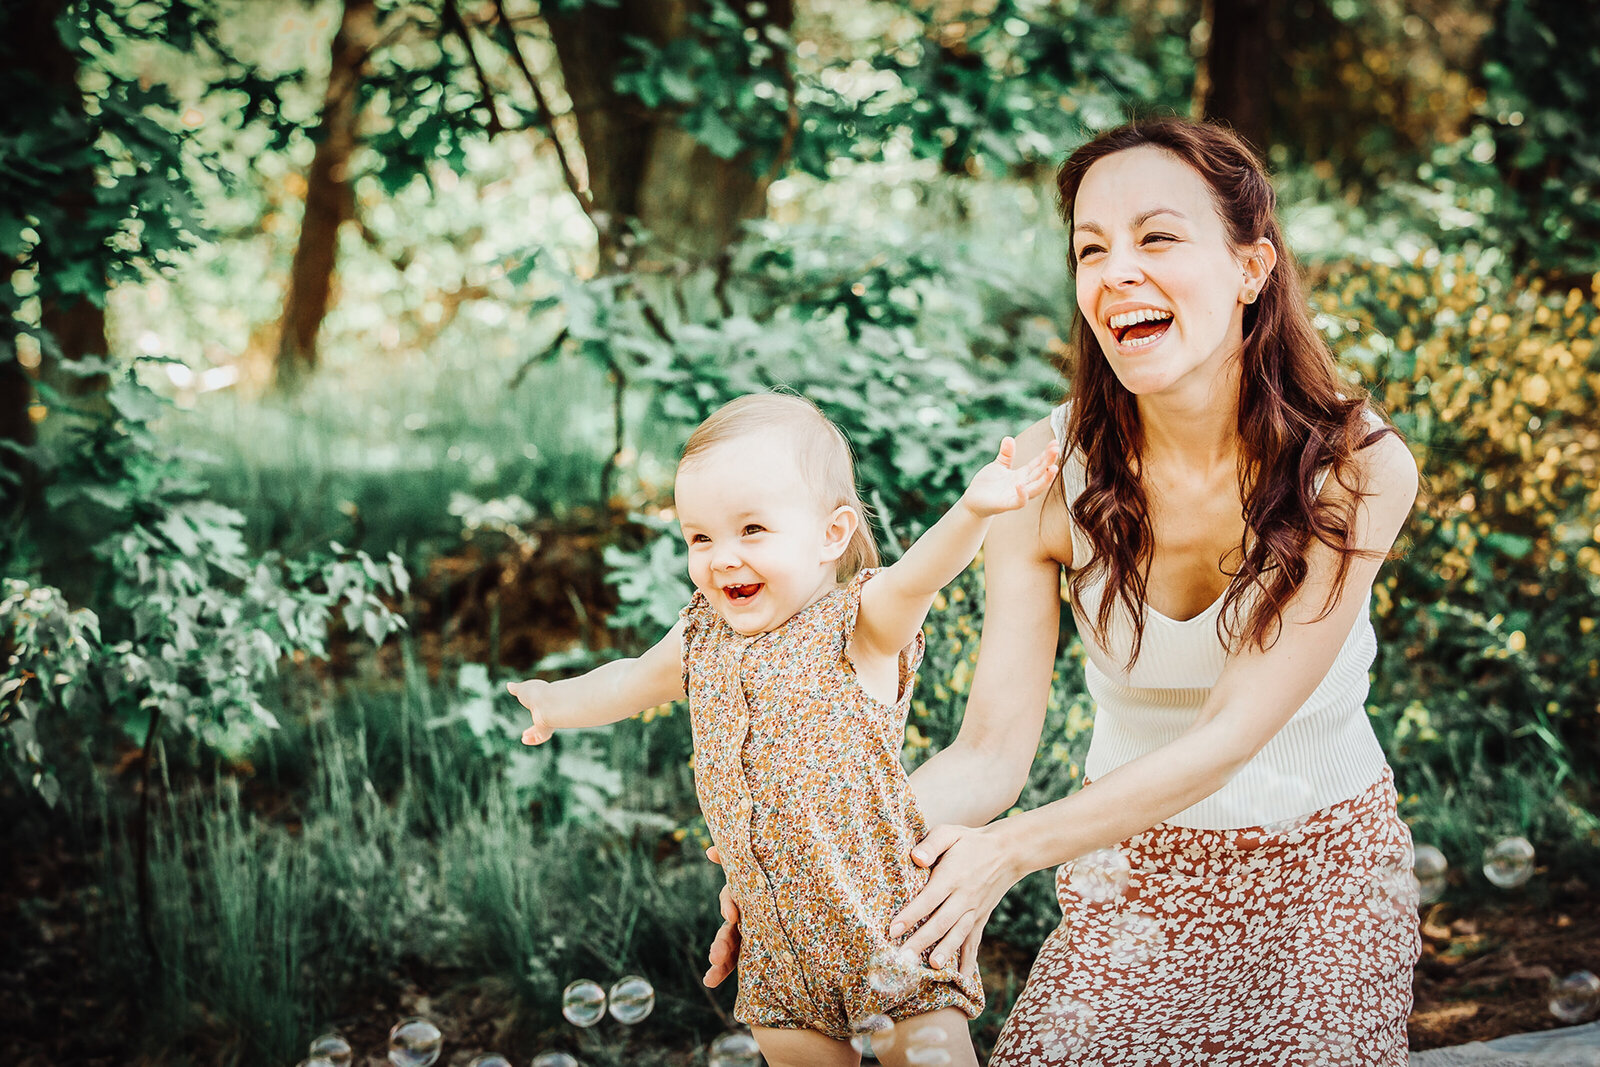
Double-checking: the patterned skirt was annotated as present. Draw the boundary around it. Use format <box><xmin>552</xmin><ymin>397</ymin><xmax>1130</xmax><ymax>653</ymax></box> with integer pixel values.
<box><xmin>989</xmin><ymin>770</ymin><xmax>1421</xmax><ymax>1067</ymax></box>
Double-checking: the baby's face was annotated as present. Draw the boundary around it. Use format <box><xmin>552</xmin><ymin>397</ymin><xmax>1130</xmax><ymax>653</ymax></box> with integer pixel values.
<box><xmin>675</xmin><ymin>435</ymin><xmax>843</xmax><ymax>636</ymax></box>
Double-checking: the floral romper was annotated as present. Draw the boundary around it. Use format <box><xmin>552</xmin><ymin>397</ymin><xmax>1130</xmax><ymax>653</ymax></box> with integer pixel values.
<box><xmin>680</xmin><ymin>568</ymin><xmax>985</xmax><ymax>1040</ymax></box>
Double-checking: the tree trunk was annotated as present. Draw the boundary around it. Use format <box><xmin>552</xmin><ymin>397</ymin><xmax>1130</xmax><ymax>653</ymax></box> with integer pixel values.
<box><xmin>1198</xmin><ymin>0</ymin><xmax>1275</xmax><ymax>158</ymax></box>
<box><xmin>544</xmin><ymin>0</ymin><xmax>791</xmax><ymax>265</ymax></box>
<box><xmin>0</xmin><ymin>348</ymin><xmax>33</xmax><ymax>515</ymax></box>
<box><xmin>1</xmin><ymin>0</ymin><xmax>110</xmax><ymax>507</ymax></box>
<box><xmin>275</xmin><ymin>0</ymin><xmax>376</xmax><ymax>390</ymax></box>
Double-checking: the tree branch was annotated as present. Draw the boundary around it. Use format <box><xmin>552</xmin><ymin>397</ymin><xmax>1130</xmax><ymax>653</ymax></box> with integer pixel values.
<box><xmin>442</xmin><ymin>0</ymin><xmax>505</xmax><ymax>135</ymax></box>
<box><xmin>488</xmin><ymin>0</ymin><xmax>597</xmax><ymax>224</ymax></box>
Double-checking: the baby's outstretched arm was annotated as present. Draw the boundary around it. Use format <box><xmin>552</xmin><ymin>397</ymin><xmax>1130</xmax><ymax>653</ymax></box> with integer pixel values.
<box><xmin>854</xmin><ymin>437</ymin><xmax>1059</xmax><ymax>660</ymax></box>
<box><xmin>508</xmin><ymin>619</ymin><xmax>687</xmax><ymax>744</ymax></box>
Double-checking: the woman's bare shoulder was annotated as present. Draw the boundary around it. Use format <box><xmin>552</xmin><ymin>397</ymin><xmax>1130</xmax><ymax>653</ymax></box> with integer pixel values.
<box><xmin>1327</xmin><ymin>425</ymin><xmax>1419</xmax><ymax>543</ymax></box>
<box><xmin>1013</xmin><ymin>413</ymin><xmax>1059</xmax><ymax>458</ymax></box>
<box><xmin>992</xmin><ymin>413</ymin><xmax>1076</xmax><ymax>570</ymax></box>
<box><xmin>1350</xmin><ymin>422</ymin><xmax>1419</xmax><ymax>499</ymax></box>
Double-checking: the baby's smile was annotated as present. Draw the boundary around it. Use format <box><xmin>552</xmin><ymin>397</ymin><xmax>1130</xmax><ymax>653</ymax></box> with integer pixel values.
<box><xmin>723</xmin><ymin>583</ymin><xmax>763</xmax><ymax>602</ymax></box>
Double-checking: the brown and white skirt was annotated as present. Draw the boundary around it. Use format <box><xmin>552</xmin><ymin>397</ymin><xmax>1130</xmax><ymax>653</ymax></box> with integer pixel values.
<box><xmin>990</xmin><ymin>769</ymin><xmax>1421</xmax><ymax>1067</ymax></box>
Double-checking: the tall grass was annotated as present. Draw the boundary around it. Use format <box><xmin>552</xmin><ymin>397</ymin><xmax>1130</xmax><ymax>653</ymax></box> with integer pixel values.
<box><xmin>157</xmin><ymin>332</ymin><xmax>616</xmax><ymax>563</ymax></box>
<box><xmin>87</xmin><ymin>666</ymin><xmax>727</xmax><ymax>1067</ymax></box>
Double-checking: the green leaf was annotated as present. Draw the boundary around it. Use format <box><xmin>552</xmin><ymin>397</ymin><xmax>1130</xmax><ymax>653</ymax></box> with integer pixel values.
<box><xmin>108</xmin><ymin>375</ymin><xmax>169</xmax><ymax>426</ymax></box>
<box><xmin>659</xmin><ymin>65</ymin><xmax>698</xmax><ymax>104</ymax></box>
<box><xmin>694</xmin><ymin>111</ymin><xmax>745</xmax><ymax>159</ymax></box>
<box><xmin>154</xmin><ymin>511</ymin><xmax>201</xmax><ymax>556</ymax></box>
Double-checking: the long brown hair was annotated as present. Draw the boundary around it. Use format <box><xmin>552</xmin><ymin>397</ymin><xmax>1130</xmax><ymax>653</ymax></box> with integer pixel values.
<box><xmin>678</xmin><ymin>392</ymin><xmax>880</xmax><ymax>582</ymax></box>
<box><xmin>1055</xmin><ymin>118</ymin><xmax>1395</xmax><ymax>665</ymax></box>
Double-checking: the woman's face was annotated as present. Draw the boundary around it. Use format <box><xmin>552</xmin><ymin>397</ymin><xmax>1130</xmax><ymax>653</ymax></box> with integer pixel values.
<box><xmin>1071</xmin><ymin>145</ymin><xmax>1268</xmax><ymax>400</ymax></box>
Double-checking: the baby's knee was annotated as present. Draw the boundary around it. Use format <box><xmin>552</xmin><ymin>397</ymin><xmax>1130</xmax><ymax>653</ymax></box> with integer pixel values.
<box><xmin>750</xmin><ymin>1024</ymin><xmax>860</xmax><ymax>1067</ymax></box>
<box><xmin>869</xmin><ymin>1007</ymin><xmax>979</xmax><ymax>1067</ymax></box>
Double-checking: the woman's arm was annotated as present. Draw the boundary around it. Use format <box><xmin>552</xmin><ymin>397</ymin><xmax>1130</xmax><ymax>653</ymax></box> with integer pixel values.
<box><xmin>906</xmin><ymin>417</ymin><xmax>1068</xmax><ymax>829</ymax></box>
<box><xmin>893</xmin><ymin>432</ymin><xmax>1420</xmax><ymax>972</ymax></box>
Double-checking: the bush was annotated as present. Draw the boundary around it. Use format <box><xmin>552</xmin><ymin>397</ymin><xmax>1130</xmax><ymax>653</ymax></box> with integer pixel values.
<box><xmin>1321</xmin><ymin>255</ymin><xmax>1600</xmax><ymax>873</ymax></box>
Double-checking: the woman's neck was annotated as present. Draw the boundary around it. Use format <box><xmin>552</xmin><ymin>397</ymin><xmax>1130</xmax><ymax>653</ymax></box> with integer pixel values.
<box><xmin>1135</xmin><ymin>355</ymin><xmax>1243</xmax><ymax>480</ymax></box>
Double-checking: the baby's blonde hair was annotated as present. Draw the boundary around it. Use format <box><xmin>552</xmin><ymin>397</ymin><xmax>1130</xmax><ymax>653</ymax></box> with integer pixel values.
<box><xmin>677</xmin><ymin>393</ymin><xmax>880</xmax><ymax>582</ymax></box>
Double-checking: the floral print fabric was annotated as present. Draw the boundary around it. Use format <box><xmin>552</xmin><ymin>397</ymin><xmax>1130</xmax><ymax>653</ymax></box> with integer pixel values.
<box><xmin>681</xmin><ymin>568</ymin><xmax>984</xmax><ymax>1040</ymax></box>
<box><xmin>990</xmin><ymin>770</ymin><xmax>1421</xmax><ymax>1066</ymax></box>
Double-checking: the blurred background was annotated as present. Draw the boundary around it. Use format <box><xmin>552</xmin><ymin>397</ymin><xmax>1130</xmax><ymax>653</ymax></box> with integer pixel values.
<box><xmin>2</xmin><ymin>0</ymin><xmax>1598</xmax><ymax>1063</ymax></box>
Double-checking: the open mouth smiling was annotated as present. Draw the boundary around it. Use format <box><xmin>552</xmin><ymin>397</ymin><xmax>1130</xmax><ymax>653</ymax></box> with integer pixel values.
<box><xmin>723</xmin><ymin>583</ymin><xmax>762</xmax><ymax>602</ymax></box>
<box><xmin>1107</xmin><ymin>307</ymin><xmax>1174</xmax><ymax>349</ymax></box>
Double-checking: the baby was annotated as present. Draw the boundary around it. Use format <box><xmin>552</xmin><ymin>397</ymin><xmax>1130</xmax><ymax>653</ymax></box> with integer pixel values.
<box><xmin>508</xmin><ymin>392</ymin><xmax>1058</xmax><ymax>1067</ymax></box>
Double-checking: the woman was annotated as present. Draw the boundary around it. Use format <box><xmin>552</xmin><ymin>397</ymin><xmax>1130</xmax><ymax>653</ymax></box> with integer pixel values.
<box><xmin>708</xmin><ymin>117</ymin><xmax>1422</xmax><ymax>1065</ymax></box>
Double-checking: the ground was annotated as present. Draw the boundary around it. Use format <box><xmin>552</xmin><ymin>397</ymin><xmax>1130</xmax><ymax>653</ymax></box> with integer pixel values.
<box><xmin>1408</xmin><ymin>876</ymin><xmax>1600</xmax><ymax>1047</ymax></box>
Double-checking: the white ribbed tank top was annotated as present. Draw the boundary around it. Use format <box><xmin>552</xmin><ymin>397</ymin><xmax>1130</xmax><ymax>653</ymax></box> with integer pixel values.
<box><xmin>1049</xmin><ymin>403</ymin><xmax>1389</xmax><ymax>829</ymax></box>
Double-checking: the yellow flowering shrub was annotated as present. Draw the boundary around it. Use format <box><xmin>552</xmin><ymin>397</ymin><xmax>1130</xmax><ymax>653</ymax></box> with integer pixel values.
<box><xmin>1318</xmin><ymin>256</ymin><xmax>1600</xmax><ymax>855</ymax></box>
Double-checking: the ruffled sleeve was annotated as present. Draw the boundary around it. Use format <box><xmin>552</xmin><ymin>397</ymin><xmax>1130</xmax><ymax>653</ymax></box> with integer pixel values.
<box><xmin>678</xmin><ymin>590</ymin><xmax>714</xmax><ymax>696</ymax></box>
<box><xmin>841</xmin><ymin>568</ymin><xmax>927</xmax><ymax>708</ymax></box>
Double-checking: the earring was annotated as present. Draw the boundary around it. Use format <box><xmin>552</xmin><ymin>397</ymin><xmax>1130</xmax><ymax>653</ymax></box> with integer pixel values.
<box><xmin>1243</xmin><ymin>289</ymin><xmax>1258</xmax><ymax>304</ymax></box>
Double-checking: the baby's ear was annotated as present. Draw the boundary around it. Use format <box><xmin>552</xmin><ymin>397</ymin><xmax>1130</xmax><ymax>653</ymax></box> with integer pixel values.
<box><xmin>820</xmin><ymin>504</ymin><xmax>859</xmax><ymax>563</ymax></box>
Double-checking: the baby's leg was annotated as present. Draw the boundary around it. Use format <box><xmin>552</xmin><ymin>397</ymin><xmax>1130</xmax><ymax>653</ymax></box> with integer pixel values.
<box><xmin>870</xmin><ymin>1007</ymin><xmax>979</xmax><ymax>1067</ymax></box>
<box><xmin>751</xmin><ymin>1025</ymin><xmax>860</xmax><ymax>1067</ymax></box>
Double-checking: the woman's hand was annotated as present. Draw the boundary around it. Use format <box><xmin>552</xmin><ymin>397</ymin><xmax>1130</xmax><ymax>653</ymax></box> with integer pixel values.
<box><xmin>889</xmin><ymin>822</ymin><xmax>1024</xmax><ymax>977</ymax></box>
<box><xmin>703</xmin><ymin>845</ymin><xmax>742</xmax><ymax>987</ymax></box>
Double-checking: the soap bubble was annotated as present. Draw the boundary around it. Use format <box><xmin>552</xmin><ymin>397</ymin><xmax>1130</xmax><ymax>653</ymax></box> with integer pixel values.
<box><xmin>1262</xmin><ymin>811</ymin><xmax>1313</xmax><ymax>836</ymax></box>
<box><xmin>1068</xmin><ymin>849</ymin><xmax>1130</xmax><ymax>904</ymax></box>
<box><xmin>902</xmin><ymin>1023</ymin><xmax>953</xmax><ymax>1065</ymax></box>
<box><xmin>607</xmin><ymin>974</ymin><xmax>655</xmax><ymax>1024</ymax></box>
<box><xmin>307</xmin><ymin>1033</ymin><xmax>352</xmax><ymax>1066</ymax></box>
<box><xmin>1482</xmin><ymin>836</ymin><xmax>1535</xmax><ymax>889</ymax></box>
<box><xmin>1549</xmin><ymin>970</ymin><xmax>1600</xmax><ymax>1023</ymax></box>
<box><xmin>1106</xmin><ymin>911</ymin><xmax>1166</xmax><ymax>964</ymax></box>
<box><xmin>387</xmin><ymin>1017</ymin><xmax>443</xmax><ymax>1067</ymax></box>
<box><xmin>708</xmin><ymin>1030</ymin><xmax>763</xmax><ymax>1067</ymax></box>
<box><xmin>865</xmin><ymin>944</ymin><xmax>924</xmax><ymax>1000</ymax></box>
<box><xmin>1307</xmin><ymin>1031</ymin><xmax>1360</xmax><ymax>1067</ymax></box>
<box><xmin>466</xmin><ymin>1056</ymin><xmax>513</xmax><ymax>1067</ymax></box>
<box><xmin>1036</xmin><ymin>996</ymin><xmax>1095</xmax><ymax>1055</ymax></box>
<box><xmin>1412</xmin><ymin>845</ymin><xmax>1448</xmax><ymax>903</ymax></box>
<box><xmin>1366</xmin><ymin>853</ymin><xmax>1421</xmax><ymax>921</ymax></box>
<box><xmin>849</xmin><ymin>1013</ymin><xmax>894</xmax><ymax>1054</ymax></box>
<box><xmin>530</xmin><ymin>1054</ymin><xmax>580</xmax><ymax>1067</ymax></box>
<box><xmin>561</xmin><ymin>979</ymin><xmax>607</xmax><ymax>1027</ymax></box>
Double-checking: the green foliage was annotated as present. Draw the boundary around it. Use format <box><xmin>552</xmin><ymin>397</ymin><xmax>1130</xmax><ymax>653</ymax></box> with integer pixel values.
<box><xmin>4</xmin><ymin>359</ymin><xmax>408</xmax><ymax>797</ymax></box>
<box><xmin>869</xmin><ymin>0</ymin><xmax>1189</xmax><ymax>174</ymax></box>
<box><xmin>361</xmin><ymin>1</ymin><xmax>493</xmax><ymax>194</ymax></box>
<box><xmin>607</xmin><ymin>0</ymin><xmax>1188</xmax><ymax>180</ymax></box>
<box><xmin>0</xmin><ymin>0</ymin><xmax>299</xmax><ymax>333</ymax></box>
<box><xmin>603</xmin><ymin>516</ymin><xmax>694</xmax><ymax>639</ymax></box>
<box><xmin>614</xmin><ymin>0</ymin><xmax>796</xmax><ymax>164</ymax></box>
<box><xmin>0</xmin><ymin>581</ymin><xmax>100</xmax><ymax>807</ymax></box>
<box><xmin>1320</xmin><ymin>255</ymin><xmax>1600</xmax><ymax>875</ymax></box>
<box><xmin>1473</xmin><ymin>0</ymin><xmax>1600</xmax><ymax>274</ymax></box>
<box><xmin>539</xmin><ymin>221</ymin><xmax>1068</xmax><ymax>535</ymax></box>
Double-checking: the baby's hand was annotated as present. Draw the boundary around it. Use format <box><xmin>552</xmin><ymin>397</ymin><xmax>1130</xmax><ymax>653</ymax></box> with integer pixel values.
<box><xmin>506</xmin><ymin>679</ymin><xmax>555</xmax><ymax>745</ymax></box>
<box><xmin>961</xmin><ymin>437</ymin><xmax>1061</xmax><ymax>518</ymax></box>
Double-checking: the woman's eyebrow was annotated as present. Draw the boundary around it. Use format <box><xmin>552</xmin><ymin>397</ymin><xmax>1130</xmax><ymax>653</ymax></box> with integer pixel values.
<box><xmin>1074</xmin><ymin>207</ymin><xmax>1188</xmax><ymax>237</ymax></box>
<box><xmin>1134</xmin><ymin>207</ymin><xmax>1186</xmax><ymax>227</ymax></box>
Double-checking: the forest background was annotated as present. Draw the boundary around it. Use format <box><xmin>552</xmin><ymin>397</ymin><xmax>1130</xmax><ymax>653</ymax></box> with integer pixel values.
<box><xmin>3</xmin><ymin>0</ymin><xmax>1599</xmax><ymax>1064</ymax></box>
